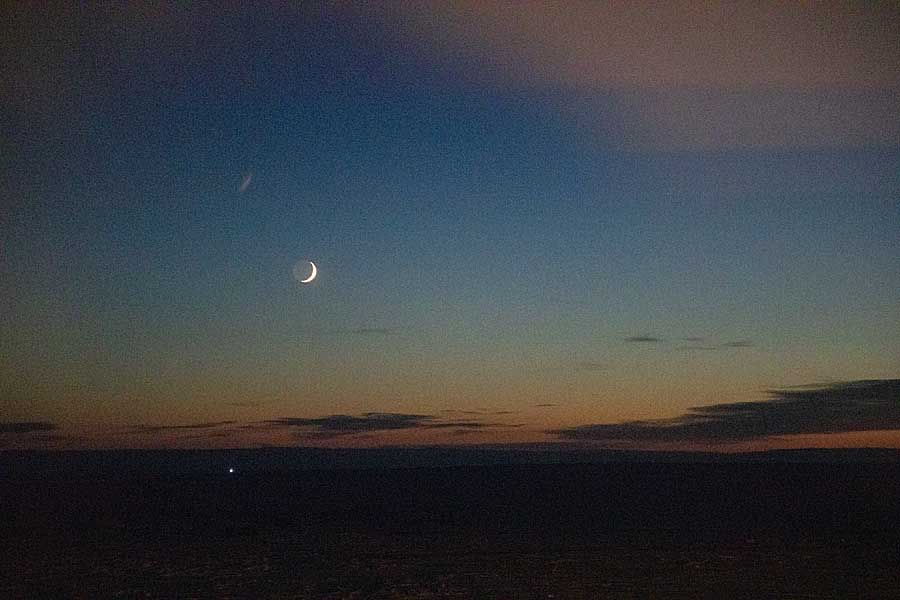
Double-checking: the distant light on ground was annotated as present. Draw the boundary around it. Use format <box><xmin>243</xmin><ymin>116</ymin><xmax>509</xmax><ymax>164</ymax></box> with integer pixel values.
<box><xmin>228</xmin><ymin>468</ymin><xmax>234</xmax><ymax>474</ymax></box>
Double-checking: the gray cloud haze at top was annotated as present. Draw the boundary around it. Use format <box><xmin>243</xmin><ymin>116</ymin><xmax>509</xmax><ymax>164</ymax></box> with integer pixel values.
<box><xmin>372</xmin><ymin>2</ymin><xmax>900</xmax><ymax>150</ymax></box>
<box><xmin>552</xmin><ymin>380</ymin><xmax>900</xmax><ymax>443</ymax></box>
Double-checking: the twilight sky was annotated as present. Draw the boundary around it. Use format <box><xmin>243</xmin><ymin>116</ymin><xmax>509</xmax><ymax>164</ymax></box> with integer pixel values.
<box><xmin>2</xmin><ymin>2</ymin><xmax>898</xmax><ymax>451</ymax></box>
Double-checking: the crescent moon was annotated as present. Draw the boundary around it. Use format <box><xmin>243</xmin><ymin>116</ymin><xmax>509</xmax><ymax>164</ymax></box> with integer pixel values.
<box><xmin>295</xmin><ymin>260</ymin><xmax>317</xmax><ymax>284</ymax></box>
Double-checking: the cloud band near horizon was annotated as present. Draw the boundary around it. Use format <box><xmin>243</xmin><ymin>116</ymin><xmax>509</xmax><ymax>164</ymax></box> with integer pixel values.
<box><xmin>551</xmin><ymin>380</ymin><xmax>900</xmax><ymax>443</ymax></box>
<box><xmin>263</xmin><ymin>412</ymin><xmax>521</xmax><ymax>439</ymax></box>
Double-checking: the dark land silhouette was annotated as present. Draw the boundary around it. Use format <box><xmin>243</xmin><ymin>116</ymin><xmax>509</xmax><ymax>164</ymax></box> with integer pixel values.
<box><xmin>3</xmin><ymin>448</ymin><xmax>899</xmax><ymax>598</ymax></box>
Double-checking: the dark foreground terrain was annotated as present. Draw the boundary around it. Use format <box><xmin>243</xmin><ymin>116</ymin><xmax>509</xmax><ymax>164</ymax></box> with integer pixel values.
<box><xmin>3</xmin><ymin>450</ymin><xmax>900</xmax><ymax>598</ymax></box>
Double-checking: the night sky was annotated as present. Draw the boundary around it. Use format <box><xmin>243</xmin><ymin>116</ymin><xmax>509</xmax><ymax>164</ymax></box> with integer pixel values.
<box><xmin>3</xmin><ymin>3</ymin><xmax>898</xmax><ymax>451</ymax></box>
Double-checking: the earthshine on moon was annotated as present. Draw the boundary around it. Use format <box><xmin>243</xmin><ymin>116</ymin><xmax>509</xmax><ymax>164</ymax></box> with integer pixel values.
<box><xmin>293</xmin><ymin>260</ymin><xmax>317</xmax><ymax>284</ymax></box>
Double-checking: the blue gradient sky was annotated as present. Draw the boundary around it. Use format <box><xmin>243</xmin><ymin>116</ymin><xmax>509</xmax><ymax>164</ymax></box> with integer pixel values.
<box><xmin>2</xmin><ymin>3</ymin><xmax>898</xmax><ymax>449</ymax></box>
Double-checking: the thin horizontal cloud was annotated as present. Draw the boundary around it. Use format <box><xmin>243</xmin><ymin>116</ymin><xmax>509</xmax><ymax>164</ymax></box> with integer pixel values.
<box><xmin>182</xmin><ymin>432</ymin><xmax>233</xmax><ymax>440</ymax></box>
<box><xmin>236</xmin><ymin>424</ymin><xmax>266</xmax><ymax>430</ymax></box>
<box><xmin>723</xmin><ymin>340</ymin><xmax>754</xmax><ymax>348</ymax></box>
<box><xmin>551</xmin><ymin>379</ymin><xmax>900</xmax><ymax>443</ymax></box>
<box><xmin>266</xmin><ymin>413</ymin><xmax>429</xmax><ymax>433</ymax></box>
<box><xmin>265</xmin><ymin>412</ymin><xmax>520</xmax><ymax>439</ymax></box>
<box><xmin>534</xmin><ymin>403</ymin><xmax>558</xmax><ymax>408</ymax></box>
<box><xmin>126</xmin><ymin>421</ymin><xmax>236</xmax><ymax>434</ymax></box>
<box><xmin>442</xmin><ymin>409</ymin><xmax>517</xmax><ymax>416</ymax></box>
<box><xmin>626</xmin><ymin>335</ymin><xmax>752</xmax><ymax>348</ymax></box>
<box><xmin>27</xmin><ymin>434</ymin><xmax>70</xmax><ymax>446</ymax></box>
<box><xmin>423</xmin><ymin>422</ymin><xmax>522</xmax><ymax>430</ymax></box>
<box><xmin>575</xmin><ymin>361</ymin><xmax>605</xmax><ymax>373</ymax></box>
<box><xmin>676</xmin><ymin>339</ymin><xmax>753</xmax><ymax>351</ymax></box>
<box><xmin>0</xmin><ymin>421</ymin><xmax>57</xmax><ymax>434</ymax></box>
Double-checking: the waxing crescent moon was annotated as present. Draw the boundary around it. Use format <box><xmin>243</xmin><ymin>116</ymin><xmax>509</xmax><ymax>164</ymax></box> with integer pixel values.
<box><xmin>293</xmin><ymin>260</ymin><xmax>317</xmax><ymax>284</ymax></box>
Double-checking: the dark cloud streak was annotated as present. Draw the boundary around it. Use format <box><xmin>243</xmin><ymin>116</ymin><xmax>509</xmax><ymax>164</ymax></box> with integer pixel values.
<box><xmin>0</xmin><ymin>422</ymin><xmax>57</xmax><ymax>434</ymax></box>
<box><xmin>126</xmin><ymin>421</ymin><xmax>236</xmax><ymax>434</ymax></box>
<box><xmin>265</xmin><ymin>412</ymin><xmax>520</xmax><ymax>439</ymax></box>
<box><xmin>552</xmin><ymin>380</ymin><xmax>900</xmax><ymax>443</ymax></box>
<box><xmin>723</xmin><ymin>340</ymin><xmax>754</xmax><ymax>348</ymax></box>
<box><xmin>442</xmin><ymin>409</ymin><xmax>517</xmax><ymax>416</ymax></box>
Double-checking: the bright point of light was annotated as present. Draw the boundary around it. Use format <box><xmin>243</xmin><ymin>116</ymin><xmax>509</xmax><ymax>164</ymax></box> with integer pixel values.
<box><xmin>228</xmin><ymin>468</ymin><xmax>234</xmax><ymax>474</ymax></box>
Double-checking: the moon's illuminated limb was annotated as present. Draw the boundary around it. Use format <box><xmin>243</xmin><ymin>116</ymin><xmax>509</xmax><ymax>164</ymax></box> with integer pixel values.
<box><xmin>294</xmin><ymin>260</ymin><xmax>317</xmax><ymax>283</ymax></box>
<box><xmin>301</xmin><ymin>261</ymin><xmax>317</xmax><ymax>283</ymax></box>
